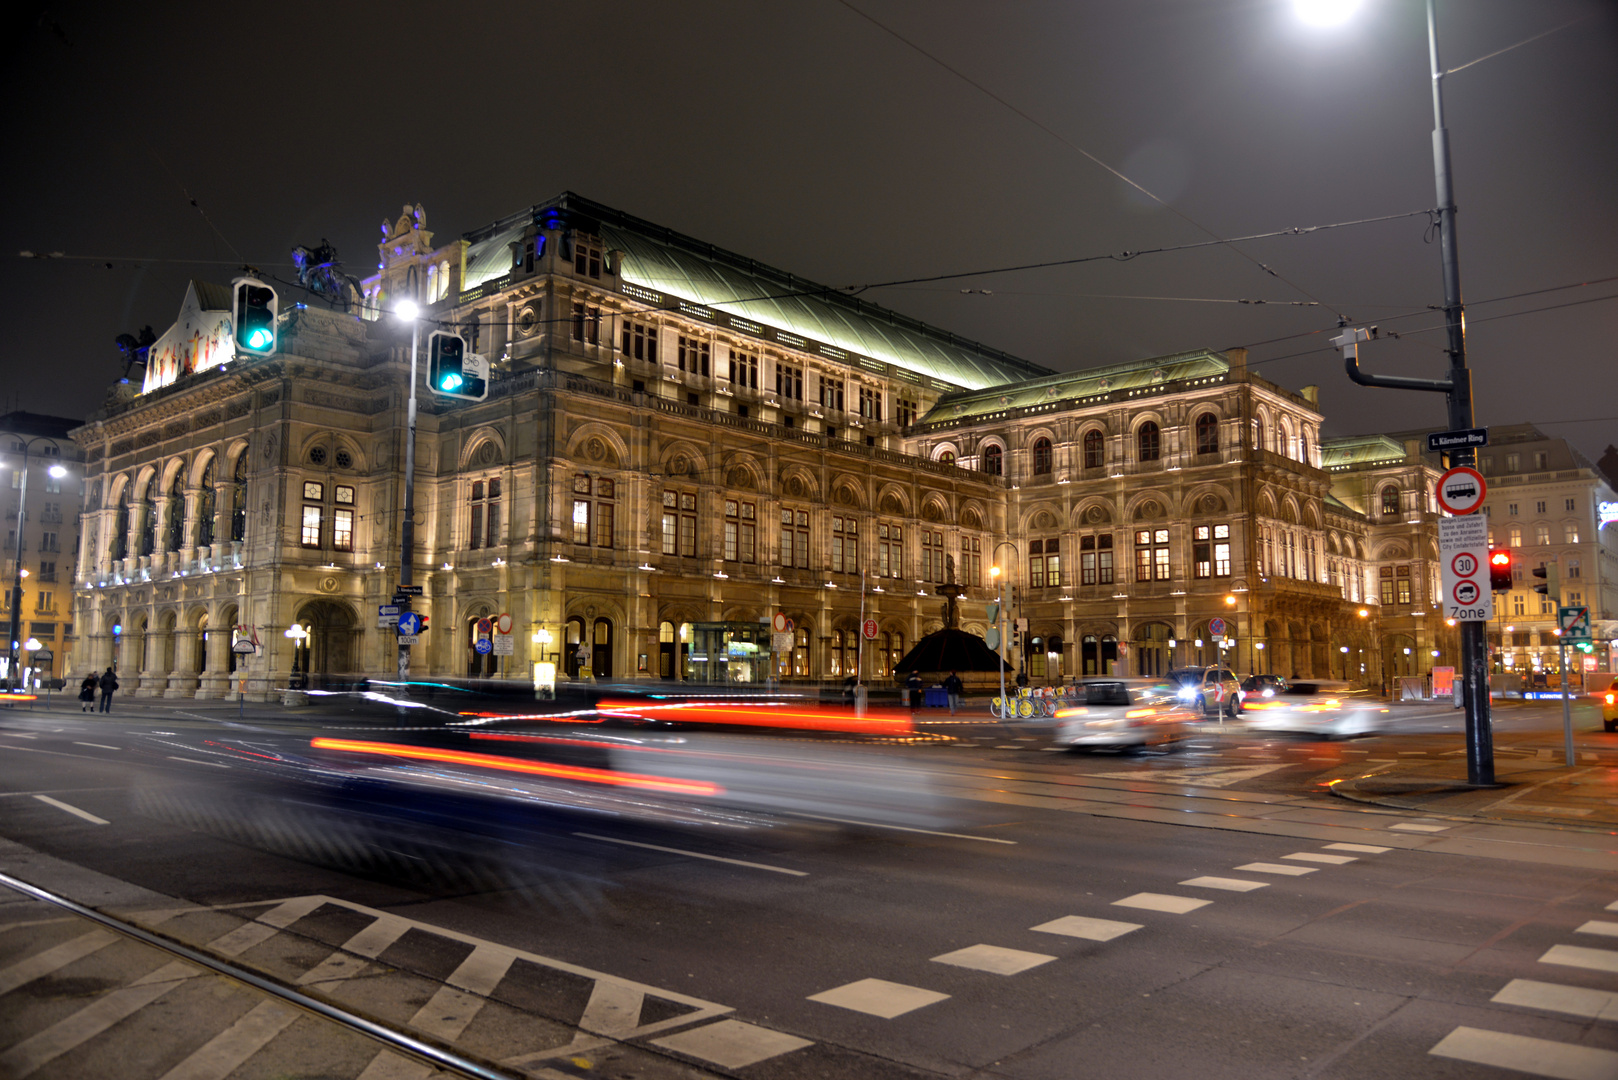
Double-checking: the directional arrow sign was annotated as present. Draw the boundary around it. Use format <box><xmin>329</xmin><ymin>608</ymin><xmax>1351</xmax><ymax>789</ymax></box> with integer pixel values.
<box><xmin>397</xmin><ymin>612</ymin><xmax>423</xmax><ymax>636</ymax></box>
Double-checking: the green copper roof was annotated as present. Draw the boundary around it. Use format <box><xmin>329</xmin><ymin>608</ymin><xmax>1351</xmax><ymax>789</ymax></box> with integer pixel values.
<box><xmin>1319</xmin><ymin>435</ymin><xmax>1407</xmax><ymax>469</ymax></box>
<box><xmin>919</xmin><ymin>349</ymin><xmax>1234</xmax><ymax>424</ymax></box>
<box><xmin>462</xmin><ymin>193</ymin><xmax>1055</xmax><ymax>390</ymax></box>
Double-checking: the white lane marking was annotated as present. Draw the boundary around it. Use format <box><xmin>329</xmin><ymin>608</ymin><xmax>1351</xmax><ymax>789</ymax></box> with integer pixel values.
<box><xmin>1325</xmin><ymin>843</ymin><xmax>1391</xmax><ymax>853</ymax></box>
<box><xmin>1283</xmin><ymin>852</ymin><xmax>1356</xmax><ymax>865</ymax></box>
<box><xmin>30</xmin><ymin>795</ymin><xmax>109</xmax><ymax>825</ymax></box>
<box><xmin>0</xmin><ymin>960</ymin><xmax>194</xmax><ymax>1076</ymax></box>
<box><xmin>651</xmin><ymin>1019</ymin><xmax>812</xmax><ymax>1069</ymax></box>
<box><xmin>1541</xmin><ymin>944</ymin><xmax>1618</xmax><ymax>974</ymax></box>
<box><xmin>1575</xmin><ymin>920</ymin><xmax>1618</xmax><ymax>938</ymax></box>
<box><xmin>1180</xmin><ymin>876</ymin><xmax>1269</xmax><ymax>893</ymax></box>
<box><xmin>167</xmin><ymin>756</ymin><xmax>229</xmax><ymax>768</ymax></box>
<box><xmin>1235</xmin><ymin>862</ymin><xmax>1317</xmax><ymax>876</ymax></box>
<box><xmin>1087</xmin><ymin>763</ymin><xmax>1292</xmax><ymax>788</ymax></box>
<box><xmin>0</xmin><ymin>733</ymin><xmax>38</xmax><ymax>738</ymax></box>
<box><xmin>356</xmin><ymin>1052</ymin><xmax>428</xmax><ymax>1080</ymax></box>
<box><xmin>931</xmin><ymin>943</ymin><xmax>1056</xmax><ymax>975</ymax></box>
<box><xmin>355</xmin><ymin>944</ymin><xmax>518</xmax><ymax>1080</ymax></box>
<box><xmin>72</xmin><ymin>742</ymin><xmax>120</xmax><ymax>751</ymax></box>
<box><xmin>0</xmin><ymin>929</ymin><xmax>119</xmax><ymax>995</ymax></box>
<box><xmin>1430</xmin><ymin>1025</ymin><xmax>1618</xmax><ymax>1080</ymax></box>
<box><xmin>1031</xmin><ymin>915</ymin><xmax>1142</xmax><ymax>941</ymax></box>
<box><xmin>205</xmin><ymin>895</ymin><xmax>329</xmax><ymax>958</ymax></box>
<box><xmin>1390</xmin><ymin>822</ymin><xmax>1450</xmax><ymax>832</ymax></box>
<box><xmin>808</xmin><ymin>978</ymin><xmax>950</xmax><ymax>1018</ymax></box>
<box><xmin>156</xmin><ymin>998</ymin><xmax>301</xmax><ymax>1080</ymax></box>
<box><xmin>1607</xmin><ymin>900</ymin><xmax>1618</xmax><ymax>912</ymax></box>
<box><xmin>1113</xmin><ymin>893</ymin><xmax>1211</xmax><ymax>914</ymax></box>
<box><xmin>1492</xmin><ymin>979</ymin><xmax>1618</xmax><ymax>1021</ymax></box>
<box><xmin>783</xmin><ymin>811</ymin><xmax>1016</xmax><ymax>844</ymax></box>
<box><xmin>574</xmin><ymin>833</ymin><xmax>808</xmax><ymax>876</ymax></box>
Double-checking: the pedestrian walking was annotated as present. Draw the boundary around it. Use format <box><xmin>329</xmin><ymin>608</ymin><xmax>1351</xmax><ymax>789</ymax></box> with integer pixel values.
<box><xmin>97</xmin><ymin>668</ymin><xmax>119</xmax><ymax>713</ymax></box>
<box><xmin>906</xmin><ymin>670</ymin><xmax>922</xmax><ymax>711</ymax></box>
<box><xmin>78</xmin><ymin>673</ymin><xmax>97</xmax><ymax>712</ymax></box>
<box><xmin>943</xmin><ymin>671</ymin><xmax>964</xmax><ymax>715</ymax></box>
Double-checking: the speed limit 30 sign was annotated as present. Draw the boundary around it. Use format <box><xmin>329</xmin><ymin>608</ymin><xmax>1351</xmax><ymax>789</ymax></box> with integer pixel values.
<box><xmin>1439</xmin><ymin>515</ymin><xmax>1490</xmax><ymax>620</ymax></box>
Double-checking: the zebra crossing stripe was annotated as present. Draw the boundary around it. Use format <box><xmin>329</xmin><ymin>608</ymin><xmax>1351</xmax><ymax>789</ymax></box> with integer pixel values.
<box><xmin>0</xmin><ymin>928</ymin><xmax>118</xmax><ymax>995</ymax></box>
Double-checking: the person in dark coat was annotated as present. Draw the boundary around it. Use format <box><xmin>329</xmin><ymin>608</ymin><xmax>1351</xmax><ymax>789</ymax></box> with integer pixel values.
<box><xmin>78</xmin><ymin>674</ymin><xmax>97</xmax><ymax>712</ymax></box>
<box><xmin>97</xmin><ymin>668</ymin><xmax>119</xmax><ymax>713</ymax></box>
<box><xmin>943</xmin><ymin>671</ymin><xmax>964</xmax><ymax>715</ymax></box>
<box><xmin>906</xmin><ymin>670</ymin><xmax>922</xmax><ymax>711</ymax></box>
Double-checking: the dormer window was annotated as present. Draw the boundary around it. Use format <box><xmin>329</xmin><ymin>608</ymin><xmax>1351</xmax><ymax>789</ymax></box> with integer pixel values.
<box><xmin>574</xmin><ymin>237</ymin><xmax>602</xmax><ymax>279</ymax></box>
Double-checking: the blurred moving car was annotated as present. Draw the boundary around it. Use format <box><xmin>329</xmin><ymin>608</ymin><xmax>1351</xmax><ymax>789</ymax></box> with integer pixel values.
<box><xmin>1054</xmin><ymin>679</ymin><xmax>1196</xmax><ymax>751</ymax></box>
<box><xmin>1240</xmin><ymin>674</ymin><xmax>1289</xmax><ymax>699</ymax></box>
<box><xmin>1240</xmin><ymin>680</ymin><xmax>1389</xmax><ymax>738</ymax></box>
<box><xmin>1601</xmin><ymin>677</ymin><xmax>1618</xmax><ymax>733</ymax></box>
<box><xmin>1167</xmin><ymin>666</ymin><xmax>1244</xmax><ymax>717</ymax></box>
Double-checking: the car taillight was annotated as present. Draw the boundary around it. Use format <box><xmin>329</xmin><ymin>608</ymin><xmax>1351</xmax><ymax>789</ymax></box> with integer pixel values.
<box><xmin>1607</xmin><ymin>694</ymin><xmax>1615</xmax><ymax>706</ymax></box>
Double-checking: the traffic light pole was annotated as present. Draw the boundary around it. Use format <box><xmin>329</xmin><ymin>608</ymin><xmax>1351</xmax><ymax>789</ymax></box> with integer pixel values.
<box><xmin>1340</xmin><ymin>0</ymin><xmax>1492</xmax><ymax>785</ymax></box>
<box><xmin>397</xmin><ymin>319</ymin><xmax>420</xmax><ymax>687</ymax></box>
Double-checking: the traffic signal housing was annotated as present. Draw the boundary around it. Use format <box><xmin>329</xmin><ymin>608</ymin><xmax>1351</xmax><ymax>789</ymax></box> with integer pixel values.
<box><xmin>427</xmin><ymin>331</ymin><xmax>488</xmax><ymax>401</ymax></box>
<box><xmin>232</xmin><ymin>277</ymin><xmax>278</xmax><ymax>357</ymax></box>
<box><xmin>1489</xmin><ymin>549</ymin><xmax>1513</xmax><ymax>592</ymax></box>
<box><xmin>1531</xmin><ymin>561</ymin><xmax>1559</xmax><ymax>601</ymax></box>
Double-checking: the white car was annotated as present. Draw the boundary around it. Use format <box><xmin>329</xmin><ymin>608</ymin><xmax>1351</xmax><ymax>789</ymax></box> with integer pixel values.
<box><xmin>1240</xmin><ymin>680</ymin><xmax>1389</xmax><ymax>739</ymax></box>
<box><xmin>1054</xmin><ymin>679</ymin><xmax>1198</xmax><ymax>752</ymax></box>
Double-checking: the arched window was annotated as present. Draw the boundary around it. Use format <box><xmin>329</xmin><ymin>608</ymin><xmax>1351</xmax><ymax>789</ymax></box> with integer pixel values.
<box><xmin>165</xmin><ymin>471</ymin><xmax>184</xmax><ymax>552</ymax></box>
<box><xmin>939</xmin><ymin>449</ymin><xmax>956</xmax><ymax>466</ymax></box>
<box><xmin>1032</xmin><ymin>437</ymin><xmax>1053</xmax><ymax>474</ymax></box>
<box><xmin>1138</xmin><ymin>422</ymin><xmax>1161</xmax><ymax>462</ymax></box>
<box><xmin>983</xmin><ymin>444</ymin><xmax>1003</xmax><ymax>476</ymax></box>
<box><xmin>230</xmin><ymin>453</ymin><xmax>248</xmax><ymax>543</ymax></box>
<box><xmin>1380</xmin><ymin>485</ymin><xmax>1400</xmax><ymax>517</ymax></box>
<box><xmin>113</xmin><ymin>485</ymin><xmax>130</xmax><ymax>562</ymax></box>
<box><xmin>138</xmin><ymin>477</ymin><xmax>157</xmax><ymax>557</ymax></box>
<box><xmin>1254</xmin><ymin>418</ymin><xmax>1265</xmax><ymax>452</ymax></box>
<box><xmin>196</xmin><ymin>459</ymin><xmax>216</xmax><ymax>548</ymax></box>
<box><xmin>1083</xmin><ymin>429</ymin><xmax>1104</xmax><ymax>470</ymax></box>
<box><xmin>1195</xmin><ymin>413</ymin><xmax>1219</xmax><ymax>455</ymax></box>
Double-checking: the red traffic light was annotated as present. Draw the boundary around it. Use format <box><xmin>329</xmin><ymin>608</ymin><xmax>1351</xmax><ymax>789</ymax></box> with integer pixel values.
<box><xmin>1488</xmin><ymin>549</ymin><xmax>1512</xmax><ymax>592</ymax></box>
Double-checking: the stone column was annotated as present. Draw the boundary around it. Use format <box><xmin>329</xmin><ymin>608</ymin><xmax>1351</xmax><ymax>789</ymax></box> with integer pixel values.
<box><xmin>165</xmin><ymin>629</ymin><xmax>199</xmax><ymax>697</ymax></box>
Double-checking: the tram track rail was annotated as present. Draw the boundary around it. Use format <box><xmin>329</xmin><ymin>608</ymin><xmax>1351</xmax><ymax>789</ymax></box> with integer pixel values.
<box><xmin>0</xmin><ymin>868</ymin><xmax>521</xmax><ymax>1080</ymax></box>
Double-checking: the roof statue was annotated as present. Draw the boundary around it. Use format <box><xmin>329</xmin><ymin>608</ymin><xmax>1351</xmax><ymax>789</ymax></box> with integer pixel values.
<box><xmin>291</xmin><ymin>240</ymin><xmax>363</xmax><ymax>312</ymax></box>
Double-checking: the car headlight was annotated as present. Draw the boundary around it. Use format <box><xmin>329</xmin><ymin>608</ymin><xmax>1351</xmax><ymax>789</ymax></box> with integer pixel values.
<box><xmin>1262</xmin><ymin>687</ymin><xmax>1274</xmax><ymax>697</ymax></box>
<box><xmin>1177</xmin><ymin>687</ymin><xmax>1195</xmax><ymax>701</ymax></box>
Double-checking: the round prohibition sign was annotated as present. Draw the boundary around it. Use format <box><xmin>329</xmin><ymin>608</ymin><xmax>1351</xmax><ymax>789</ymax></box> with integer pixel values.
<box><xmin>1453</xmin><ymin>580</ymin><xmax>1481</xmax><ymax>605</ymax></box>
<box><xmin>1435</xmin><ymin>465</ymin><xmax>1487</xmax><ymax>515</ymax></box>
<box><xmin>1451</xmin><ymin>551</ymin><xmax>1480</xmax><ymax>578</ymax></box>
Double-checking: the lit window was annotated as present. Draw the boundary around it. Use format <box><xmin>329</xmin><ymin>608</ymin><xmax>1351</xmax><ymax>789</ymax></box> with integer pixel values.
<box><xmin>1032</xmin><ymin>438</ymin><xmax>1053</xmax><ymax>474</ymax></box>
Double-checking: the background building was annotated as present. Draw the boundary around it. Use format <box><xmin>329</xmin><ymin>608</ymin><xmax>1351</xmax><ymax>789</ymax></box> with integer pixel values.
<box><xmin>1474</xmin><ymin>424</ymin><xmax>1618</xmax><ymax>686</ymax></box>
<box><xmin>2</xmin><ymin>412</ymin><xmax>84</xmax><ymax>686</ymax></box>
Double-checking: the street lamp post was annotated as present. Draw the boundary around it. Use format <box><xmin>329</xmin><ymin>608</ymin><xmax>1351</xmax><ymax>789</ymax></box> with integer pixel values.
<box><xmin>5</xmin><ymin>440</ymin><xmax>67</xmax><ymax>692</ymax></box>
<box><xmin>394</xmin><ymin>301</ymin><xmax>423</xmax><ymax>688</ymax></box>
<box><xmin>1311</xmin><ymin>0</ymin><xmax>1492</xmax><ymax>784</ymax></box>
<box><xmin>990</xmin><ymin>540</ymin><xmax>1019</xmax><ymax>715</ymax></box>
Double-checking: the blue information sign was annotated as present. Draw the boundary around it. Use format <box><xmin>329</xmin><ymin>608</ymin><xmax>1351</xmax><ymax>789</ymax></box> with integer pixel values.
<box><xmin>397</xmin><ymin>612</ymin><xmax>422</xmax><ymax>636</ymax></box>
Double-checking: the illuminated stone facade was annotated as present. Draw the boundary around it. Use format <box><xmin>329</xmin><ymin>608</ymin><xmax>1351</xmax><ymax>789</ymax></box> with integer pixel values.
<box><xmin>2</xmin><ymin>412</ymin><xmax>83</xmax><ymax>686</ymax></box>
<box><xmin>71</xmin><ymin>193</ymin><xmax>1456</xmax><ymax>697</ymax></box>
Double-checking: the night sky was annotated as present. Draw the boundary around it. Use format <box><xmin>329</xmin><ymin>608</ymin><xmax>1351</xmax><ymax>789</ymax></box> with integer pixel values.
<box><xmin>5</xmin><ymin>1</ymin><xmax>1614</xmax><ymax>459</ymax></box>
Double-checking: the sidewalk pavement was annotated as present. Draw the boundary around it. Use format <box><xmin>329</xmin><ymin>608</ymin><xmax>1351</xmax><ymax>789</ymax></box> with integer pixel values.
<box><xmin>1332</xmin><ymin>753</ymin><xmax>1618</xmax><ymax>830</ymax></box>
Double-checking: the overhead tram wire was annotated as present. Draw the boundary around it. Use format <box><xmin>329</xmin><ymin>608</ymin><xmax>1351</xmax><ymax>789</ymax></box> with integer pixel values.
<box><xmin>1240</xmin><ymin>289</ymin><xmax>1618</xmax><ymax>372</ymax></box>
<box><xmin>832</xmin><ymin>0</ymin><xmax>1346</xmax><ymax>318</ymax></box>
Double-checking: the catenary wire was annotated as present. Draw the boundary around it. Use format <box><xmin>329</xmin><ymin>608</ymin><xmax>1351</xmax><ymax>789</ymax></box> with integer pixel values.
<box><xmin>831</xmin><ymin>0</ymin><xmax>1344</xmax><ymax>317</ymax></box>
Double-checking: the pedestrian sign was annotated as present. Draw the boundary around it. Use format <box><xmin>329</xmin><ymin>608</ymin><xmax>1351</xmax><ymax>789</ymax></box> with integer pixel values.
<box><xmin>1559</xmin><ymin>606</ymin><xmax>1591</xmax><ymax>641</ymax></box>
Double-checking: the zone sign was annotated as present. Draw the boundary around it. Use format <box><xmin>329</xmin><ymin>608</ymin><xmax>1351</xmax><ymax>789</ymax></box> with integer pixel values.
<box><xmin>1435</xmin><ymin>465</ymin><xmax>1487</xmax><ymax>515</ymax></box>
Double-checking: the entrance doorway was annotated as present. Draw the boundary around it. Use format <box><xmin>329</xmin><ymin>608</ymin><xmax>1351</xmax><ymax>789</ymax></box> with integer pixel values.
<box><xmin>1132</xmin><ymin>622</ymin><xmax>1173</xmax><ymax>678</ymax></box>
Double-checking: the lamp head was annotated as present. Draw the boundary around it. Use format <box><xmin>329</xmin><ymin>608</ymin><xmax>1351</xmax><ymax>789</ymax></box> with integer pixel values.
<box><xmin>394</xmin><ymin>299</ymin><xmax>419</xmax><ymax>322</ymax></box>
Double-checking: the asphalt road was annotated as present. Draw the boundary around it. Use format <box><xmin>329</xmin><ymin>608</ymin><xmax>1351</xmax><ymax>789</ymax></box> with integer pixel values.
<box><xmin>2</xmin><ymin>695</ymin><xmax>1617</xmax><ymax>1079</ymax></box>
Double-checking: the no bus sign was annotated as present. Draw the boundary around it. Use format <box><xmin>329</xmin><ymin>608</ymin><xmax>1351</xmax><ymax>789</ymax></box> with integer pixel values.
<box><xmin>1435</xmin><ymin>465</ymin><xmax>1487</xmax><ymax>515</ymax></box>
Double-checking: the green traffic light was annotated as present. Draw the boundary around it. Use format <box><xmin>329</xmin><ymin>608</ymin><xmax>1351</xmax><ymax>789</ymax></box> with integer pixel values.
<box><xmin>439</xmin><ymin>372</ymin><xmax>464</xmax><ymax>391</ymax></box>
<box><xmin>245</xmin><ymin>327</ymin><xmax>273</xmax><ymax>349</ymax></box>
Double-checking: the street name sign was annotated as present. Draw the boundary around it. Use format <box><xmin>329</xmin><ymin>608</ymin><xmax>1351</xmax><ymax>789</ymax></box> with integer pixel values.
<box><xmin>1439</xmin><ymin>515</ymin><xmax>1490</xmax><ymax>621</ymax></box>
<box><xmin>394</xmin><ymin>585</ymin><xmax>424</xmax><ymax>596</ymax></box>
<box><xmin>1427</xmin><ymin>427</ymin><xmax>1488</xmax><ymax>453</ymax></box>
<box><xmin>1435</xmin><ymin>465</ymin><xmax>1487</xmax><ymax>515</ymax></box>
